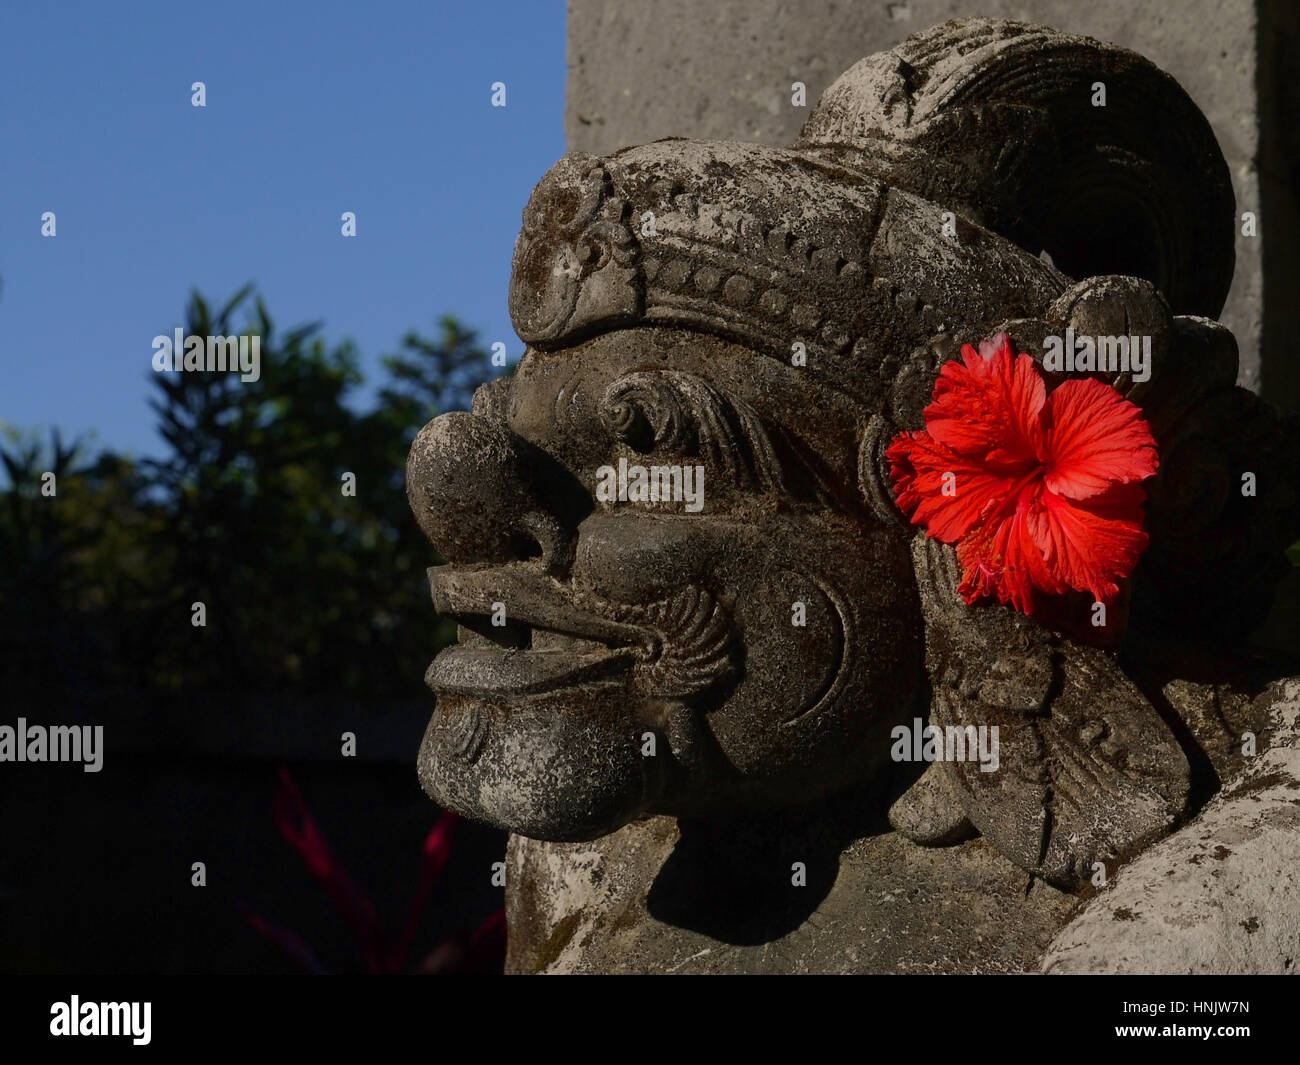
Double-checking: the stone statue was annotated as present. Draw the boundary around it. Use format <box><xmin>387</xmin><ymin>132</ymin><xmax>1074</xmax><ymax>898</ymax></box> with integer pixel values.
<box><xmin>406</xmin><ymin>18</ymin><xmax>1300</xmax><ymax>973</ymax></box>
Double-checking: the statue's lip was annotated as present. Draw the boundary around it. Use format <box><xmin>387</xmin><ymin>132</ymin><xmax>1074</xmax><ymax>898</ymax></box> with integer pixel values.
<box><xmin>426</xmin><ymin>645</ymin><xmax>636</xmax><ymax>696</ymax></box>
<box><xmin>426</xmin><ymin>563</ymin><xmax>656</xmax><ymax>696</ymax></box>
<box><xmin>429</xmin><ymin>563</ymin><xmax>654</xmax><ymax>646</ymax></box>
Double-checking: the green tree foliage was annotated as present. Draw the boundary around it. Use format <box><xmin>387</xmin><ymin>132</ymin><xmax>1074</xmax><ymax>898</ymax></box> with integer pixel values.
<box><xmin>0</xmin><ymin>429</ymin><xmax>155</xmax><ymax>692</ymax></box>
<box><xmin>0</xmin><ymin>287</ymin><xmax>495</xmax><ymax>701</ymax></box>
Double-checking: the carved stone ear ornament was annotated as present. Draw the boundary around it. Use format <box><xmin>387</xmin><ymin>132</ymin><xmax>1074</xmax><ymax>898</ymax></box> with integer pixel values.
<box><xmin>889</xmin><ymin>537</ymin><xmax>1192</xmax><ymax>890</ymax></box>
<box><xmin>865</xmin><ymin>291</ymin><xmax>1202</xmax><ymax>889</ymax></box>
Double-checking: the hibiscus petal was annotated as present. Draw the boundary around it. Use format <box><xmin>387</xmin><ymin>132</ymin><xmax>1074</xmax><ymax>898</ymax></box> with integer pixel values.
<box><xmin>1042</xmin><ymin>378</ymin><xmax>1158</xmax><ymax>500</ymax></box>
<box><xmin>886</xmin><ymin>429</ymin><xmax>1025</xmax><ymax>544</ymax></box>
<box><xmin>1030</xmin><ymin>484</ymin><xmax>1150</xmax><ymax>604</ymax></box>
<box><xmin>923</xmin><ymin>339</ymin><xmax>1045</xmax><ymax>470</ymax></box>
<box><xmin>956</xmin><ymin>487</ymin><xmax>1065</xmax><ymax>613</ymax></box>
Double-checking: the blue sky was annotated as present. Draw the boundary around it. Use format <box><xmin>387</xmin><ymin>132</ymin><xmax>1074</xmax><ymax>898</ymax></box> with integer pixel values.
<box><xmin>1</xmin><ymin>0</ymin><xmax>566</xmax><ymax>459</ymax></box>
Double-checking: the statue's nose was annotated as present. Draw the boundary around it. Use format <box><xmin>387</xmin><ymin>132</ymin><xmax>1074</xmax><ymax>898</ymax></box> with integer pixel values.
<box><xmin>406</xmin><ymin>412</ymin><xmax>572</xmax><ymax>570</ymax></box>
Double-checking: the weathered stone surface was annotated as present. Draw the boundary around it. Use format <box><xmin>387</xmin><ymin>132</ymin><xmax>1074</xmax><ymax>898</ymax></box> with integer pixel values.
<box><xmin>407</xmin><ymin>17</ymin><xmax>1300</xmax><ymax>973</ymax></box>
<box><xmin>1042</xmin><ymin>679</ymin><xmax>1300</xmax><ymax>974</ymax></box>
<box><xmin>506</xmin><ymin>809</ymin><xmax>1080</xmax><ymax>974</ymax></box>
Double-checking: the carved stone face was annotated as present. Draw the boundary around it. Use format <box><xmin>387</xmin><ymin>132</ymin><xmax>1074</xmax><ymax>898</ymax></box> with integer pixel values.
<box><xmin>409</xmin><ymin>326</ymin><xmax>923</xmax><ymax>841</ymax></box>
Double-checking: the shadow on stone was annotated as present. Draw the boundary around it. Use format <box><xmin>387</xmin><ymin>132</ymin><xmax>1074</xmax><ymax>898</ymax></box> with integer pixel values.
<box><xmin>645</xmin><ymin>793</ymin><xmax>888</xmax><ymax>944</ymax></box>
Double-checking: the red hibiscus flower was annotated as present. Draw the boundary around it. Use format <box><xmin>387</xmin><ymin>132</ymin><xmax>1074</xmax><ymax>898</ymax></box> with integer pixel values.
<box><xmin>886</xmin><ymin>333</ymin><xmax>1158</xmax><ymax>616</ymax></box>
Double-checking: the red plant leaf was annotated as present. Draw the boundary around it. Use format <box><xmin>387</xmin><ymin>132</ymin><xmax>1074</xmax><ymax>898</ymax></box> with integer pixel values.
<box><xmin>239</xmin><ymin>904</ymin><xmax>331</xmax><ymax>975</ymax></box>
<box><xmin>390</xmin><ymin>809</ymin><xmax>459</xmax><ymax>973</ymax></box>
<box><xmin>272</xmin><ymin>768</ymin><xmax>386</xmax><ymax>973</ymax></box>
